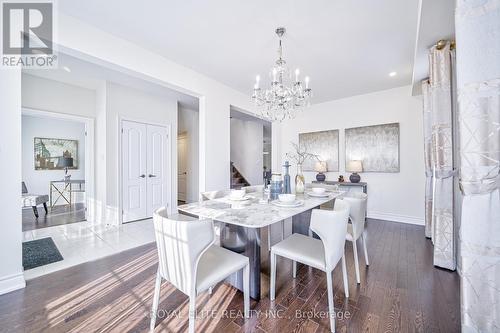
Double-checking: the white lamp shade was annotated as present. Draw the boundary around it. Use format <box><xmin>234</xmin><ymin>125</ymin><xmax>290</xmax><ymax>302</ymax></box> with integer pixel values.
<box><xmin>346</xmin><ymin>160</ymin><xmax>363</xmax><ymax>173</ymax></box>
<box><xmin>314</xmin><ymin>161</ymin><xmax>327</xmax><ymax>173</ymax></box>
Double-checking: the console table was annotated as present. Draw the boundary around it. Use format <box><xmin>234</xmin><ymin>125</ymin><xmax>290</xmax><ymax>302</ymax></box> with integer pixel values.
<box><xmin>313</xmin><ymin>180</ymin><xmax>367</xmax><ymax>194</ymax></box>
<box><xmin>49</xmin><ymin>179</ymin><xmax>85</xmax><ymax>208</ymax></box>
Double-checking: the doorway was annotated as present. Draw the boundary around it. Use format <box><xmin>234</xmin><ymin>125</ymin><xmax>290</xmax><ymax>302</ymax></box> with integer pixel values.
<box><xmin>177</xmin><ymin>104</ymin><xmax>199</xmax><ymax>204</ymax></box>
<box><xmin>230</xmin><ymin>108</ymin><xmax>272</xmax><ymax>187</ymax></box>
<box><xmin>121</xmin><ymin>120</ymin><xmax>171</xmax><ymax>223</ymax></box>
<box><xmin>21</xmin><ymin>108</ymin><xmax>94</xmax><ymax>232</ymax></box>
<box><xmin>178</xmin><ymin>132</ymin><xmax>188</xmax><ymax>203</ymax></box>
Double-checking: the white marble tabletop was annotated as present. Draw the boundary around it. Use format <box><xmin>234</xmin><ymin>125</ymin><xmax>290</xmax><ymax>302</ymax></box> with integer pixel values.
<box><xmin>177</xmin><ymin>191</ymin><xmax>344</xmax><ymax>228</ymax></box>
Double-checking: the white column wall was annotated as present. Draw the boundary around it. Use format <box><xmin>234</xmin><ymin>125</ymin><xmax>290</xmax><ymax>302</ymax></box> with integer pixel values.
<box><xmin>0</xmin><ymin>68</ymin><xmax>26</xmax><ymax>295</ymax></box>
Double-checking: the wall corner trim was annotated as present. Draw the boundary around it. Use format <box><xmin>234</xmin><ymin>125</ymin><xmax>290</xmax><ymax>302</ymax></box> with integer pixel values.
<box><xmin>0</xmin><ymin>272</ymin><xmax>26</xmax><ymax>296</ymax></box>
<box><xmin>367</xmin><ymin>211</ymin><xmax>425</xmax><ymax>226</ymax></box>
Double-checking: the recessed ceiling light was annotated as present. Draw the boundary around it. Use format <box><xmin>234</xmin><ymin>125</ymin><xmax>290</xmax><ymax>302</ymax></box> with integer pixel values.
<box><xmin>63</xmin><ymin>66</ymin><xmax>71</xmax><ymax>73</ymax></box>
<box><xmin>389</xmin><ymin>71</ymin><xmax>397</xmax><ymax>77</ymax></box>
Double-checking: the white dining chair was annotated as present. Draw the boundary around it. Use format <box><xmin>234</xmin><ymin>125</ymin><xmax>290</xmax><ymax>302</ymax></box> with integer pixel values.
<box><xmin>305</xmin><ymin>183</ymin><xmax>339</xmax><ymax>192</ymax></box>
<box><xmin>305</xmin><ymin>183</ymin><xmax>340</xmax><ymax>210</ymax></box>
<box><xmin>150</xmin><ymin>209</ymin><xmax>250</xmax><ymax>333</ymax></box>
<box><xmin>343</xmin><ymin>192</ymin><xmax>369</xmax><ymax>284</ymax></box>
<box><xmin>270</xmin><ymin>200</ymin><xmax>350</xmax><ymax>333</ymax></box>
<box><xmin>241</xmin><ymin>185</ymin><xmax>264</xmax><ymax>193</ymax></box>
<box><xmin>200</xmin><ymin>189</ymin><xmax>231</xmax><ymax>201</ymax></box>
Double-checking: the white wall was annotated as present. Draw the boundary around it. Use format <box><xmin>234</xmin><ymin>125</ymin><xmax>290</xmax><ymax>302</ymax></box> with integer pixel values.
<box><xmin>230</xmin><ymin>118</ymin><xmax>264</xmax><ymax>185</ymax></box>
<box><xmin>57</xmin><ymin>14</ymin><xmax>258</xmax><ymax>193</ymax></box>
<box><xmin>106</xmin><ymin>82</ymin><xmax>178</xmax><ymax>220</ymax></box>
<box><xmin>22</xmin><ymin>115</ymin><xmax>86</xmax><ymax>204</ymax></box>
<box><xmin>178</xmin><ymin>106</ymin><xmax>199</xmax><ymax>202</ymax></box>
<box><xmin>279</xmin><ymin>86</ymin><xmax>425</xmax><ymax>225</ymax></box>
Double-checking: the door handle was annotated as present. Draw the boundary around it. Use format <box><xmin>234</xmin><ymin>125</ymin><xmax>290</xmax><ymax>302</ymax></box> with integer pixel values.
<box><xmin>139</xmin><ymin>174</ymin><xmax>146</xmax><ymax>178</ymax></box>
<box><xmin>148</xmin><ymin>174</ymin><xmax>156</xmax><ymax>178</ymax></box>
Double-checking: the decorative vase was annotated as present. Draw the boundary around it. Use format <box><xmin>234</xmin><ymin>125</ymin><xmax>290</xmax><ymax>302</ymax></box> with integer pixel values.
<box><xmin>283</xmin><ymin>161</ymin><xmax>291</xmax><ymax>194</ymax></box>
<box><xmin>349</xmin><ymin>173</ymin><xmax>361</xmax><ymax>183</ymax></box>
<box><xmin>316</xmin><ymin>172</ymin><xmax>326</xmax><ymax>182</ymax></box>
<box><xmin>295</xmin><ymin>164</ymin><xmax>305</xmax><ymax>194</ymax></box>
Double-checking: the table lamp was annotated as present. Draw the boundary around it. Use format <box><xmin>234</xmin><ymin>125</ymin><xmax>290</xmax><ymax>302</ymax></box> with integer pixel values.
<box><xmin>58</xmin><ymin>157</ymin><xmax>74</xmax><ymax>181</ymax></box>
<box><xmin>346</xmin><ymin>160</ymin><xmax>362</xmax><ymax>183</ymax></box>
<box><xmin>314</xmin><ymin>161</ymin><xmax>327</xmax><ymax>181</ymax></box>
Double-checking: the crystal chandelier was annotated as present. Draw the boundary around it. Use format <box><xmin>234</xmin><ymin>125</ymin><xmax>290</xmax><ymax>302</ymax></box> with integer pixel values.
<box><xmin>252</xmin><ymin>27</ymin><xmax>312</xmax><ymax>122</ymax></box>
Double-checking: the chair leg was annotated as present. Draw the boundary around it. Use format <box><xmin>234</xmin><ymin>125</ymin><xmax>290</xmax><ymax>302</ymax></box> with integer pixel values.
<box><xmin>352</xmin><ymin>240</ymin><xmax>361</xmax><ymax>284</ymax></box>
<box><xmin>270</xmin><ymin>252</ymin><xmax>277</xmax><ymax>300</ymax></box>
<box><xmin>341</xmin><ymin>254</ymin><xmax>349</xmax><ymax>298</ymax></box>
<box><xmin>43</xmin><ymin>202</ymin><xmax>48</xmax><ymax>214</ymax></box>
<box><xmin>268</xmin><ymin>226</ymin><xmax>271</xmax><ymax>252</ymax></box>
<box><xmin>326</xmin><ymin>271</ymin><xmax>336</xmax><ymax>333</ymax></box>
<box><xmin>292</xmin><ymin>260</ymin><xmax>297</xmax><ymax>278</ymax></box>
<box><xmin>362</xmin><ymin>234</ymin><xmax>370</xmax><ymax>266</ymax></box>
<box><xmin>32</xmin><ymin>206</ymin><xmax>39</xmax><ymax>218</ymax></box>
<box><xmin>150</xmin><ymin>270</ymin><xmax>162</xmax><ymax>331</ymax></box>
<box><xmin>188</xmin><ymin>295</ymin><xmax>196</xmax><ymax>333</ymax></box>
<box><xmin>243</xmin><ymin>263</ymin><xmax>250</xmax><ymax>318</ymax></box>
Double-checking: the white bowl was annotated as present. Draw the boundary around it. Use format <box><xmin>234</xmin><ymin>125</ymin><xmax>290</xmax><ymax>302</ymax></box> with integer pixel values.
<box><xmin>311</xmin><ymin>187</ymin><xmax>326</xmax><ymax>194</ymax></box>
<box><xmin>279</xmin><ymin>194</ymin><xmax>296</xmax><ymax>202</ymax></box>
<box><xmin>230</xmin><ymin>189</ymin><xmax>246</xmax><ymax>199</ymax></box>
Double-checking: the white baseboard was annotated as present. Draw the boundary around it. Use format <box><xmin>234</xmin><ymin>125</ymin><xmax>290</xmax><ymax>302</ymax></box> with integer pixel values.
<box><xmin>0</xmin><ymin>272</ymin><xmax>26</xmax><ymax>295</ymax></box>
<box><xmin>367</xmin><ymin>211</ymin><xmax>424</xmax><ymax>226</ymax></box>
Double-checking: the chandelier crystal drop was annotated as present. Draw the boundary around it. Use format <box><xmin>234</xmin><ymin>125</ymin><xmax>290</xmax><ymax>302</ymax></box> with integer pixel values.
<box><xmin>252</xmin><ymin>27</ymin><xmax>312</xmax><ymax>122</ymax></box>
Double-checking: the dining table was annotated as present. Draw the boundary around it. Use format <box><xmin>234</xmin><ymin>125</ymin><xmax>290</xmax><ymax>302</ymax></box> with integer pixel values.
<box><xmin>177</xmin><ymin>190</ymin><xmax>344</xmax><ymax>300</ymax></box>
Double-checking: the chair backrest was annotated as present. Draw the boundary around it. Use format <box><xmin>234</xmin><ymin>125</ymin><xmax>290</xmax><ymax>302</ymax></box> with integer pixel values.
<box><xmin>310</xmin><ymin>199</ymin><xmax>350</xmax><ymax>270</ymax></box>
<box><xmin>241</xmin><ymin>185</ymin><xmax>264</xmax><ymax>193</ymax></box>
<box><xmin>22</xmin><ymin>182</ymin><xmax>28</xmax><ymax>194</ymax></box>
<box><xmin>343</xmin><ymin>192</ymin><xmax>367</xmax><ymax>240</ymax></box>
<box><xmin>305</xmin><ymin>183</ymin><xmax>339</xmax><ymax>192</ymax></box>
<box><xmin>200</xmin><ymin>190</ymin><xmax>231</xmax><ymax>201</ymax></box>
<box><xmin>153</xmin><ymin>208</ymin><xmax>214</xmax><ymax>295</ymax></box>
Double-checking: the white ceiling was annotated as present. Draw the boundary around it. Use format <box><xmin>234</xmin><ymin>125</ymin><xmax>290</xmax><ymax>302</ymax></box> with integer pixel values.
<box><xmin>59</xmin><ymin>0</ymin><xmax>420</xmax><ymax>104</ymax></box>
<box><xmin>411</xmin><ymin>0</ymin><xmax>455</xmax><ymax>95</ymax></box>
<box><xmin>23</xmin><ymin>53</ymin><xmax>199</xmax><ymax>109</ymax></box>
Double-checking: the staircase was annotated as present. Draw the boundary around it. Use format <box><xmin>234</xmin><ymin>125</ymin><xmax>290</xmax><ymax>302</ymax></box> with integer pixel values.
<box><xmin>231</xmin><ymin>162</ymin><xmax>250</xmax><ymax>189</ymax></box>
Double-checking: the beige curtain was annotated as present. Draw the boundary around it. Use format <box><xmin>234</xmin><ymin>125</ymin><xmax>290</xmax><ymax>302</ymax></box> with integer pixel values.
<box><xmin>421</xmin><ymin>81</ymin><xmax>434</xmax><ymax>238</ymax></box>
<box><xmin>456</xmin><ymin>0</ymin><xmax>500</xmax><ymax>331</ymax></box>
<box><xmin>426</xmin><ymin>42</ymin><xmax>457</xmax><ymax>270</ymax></box>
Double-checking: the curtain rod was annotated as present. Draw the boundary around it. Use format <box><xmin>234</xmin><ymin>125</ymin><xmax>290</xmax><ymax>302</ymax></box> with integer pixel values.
<box><xmin>436</xmin><ymin>39</ymin><xmax>456</xmax><ymax>50</ymax></box>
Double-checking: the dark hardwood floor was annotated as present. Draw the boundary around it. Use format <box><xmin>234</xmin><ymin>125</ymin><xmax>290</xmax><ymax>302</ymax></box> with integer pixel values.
<box><xmin>22</xmin><ymin>203</ymin><xmax>86</xmax><ymax>232</ymax></box>
<box><xmin>0</xmin><ymin>219</ymin><xmax>460</xmax><ymax>332</ymax></box>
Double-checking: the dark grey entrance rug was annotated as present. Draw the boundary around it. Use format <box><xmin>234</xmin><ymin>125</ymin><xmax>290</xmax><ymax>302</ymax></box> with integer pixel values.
<box><xmin>23</xmin><ymin>237</ymin><xmax>64</xmax><ymax>270</ymax></box>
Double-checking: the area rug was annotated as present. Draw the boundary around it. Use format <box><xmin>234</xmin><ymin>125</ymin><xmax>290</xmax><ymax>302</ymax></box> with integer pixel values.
<box><xmin>23</xmin><ymin>237</ymin><xmax>64</xmax><ymax>270</ymax></box>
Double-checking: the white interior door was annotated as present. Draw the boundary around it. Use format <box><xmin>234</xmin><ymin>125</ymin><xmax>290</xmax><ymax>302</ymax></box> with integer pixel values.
<box><xmin>178</xmin><ymin>133</ymin><xmax>188</xmax><ymax>202</ymax></box>
<box><xmin>147</xmin><ymin>124</ymin><xmax>169</xmax><ymax>216</ymax></box>
<box><xmin>122</xmin><ymin>121</ymin><xmax>147</xmax><ymax>222</ymax></box>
